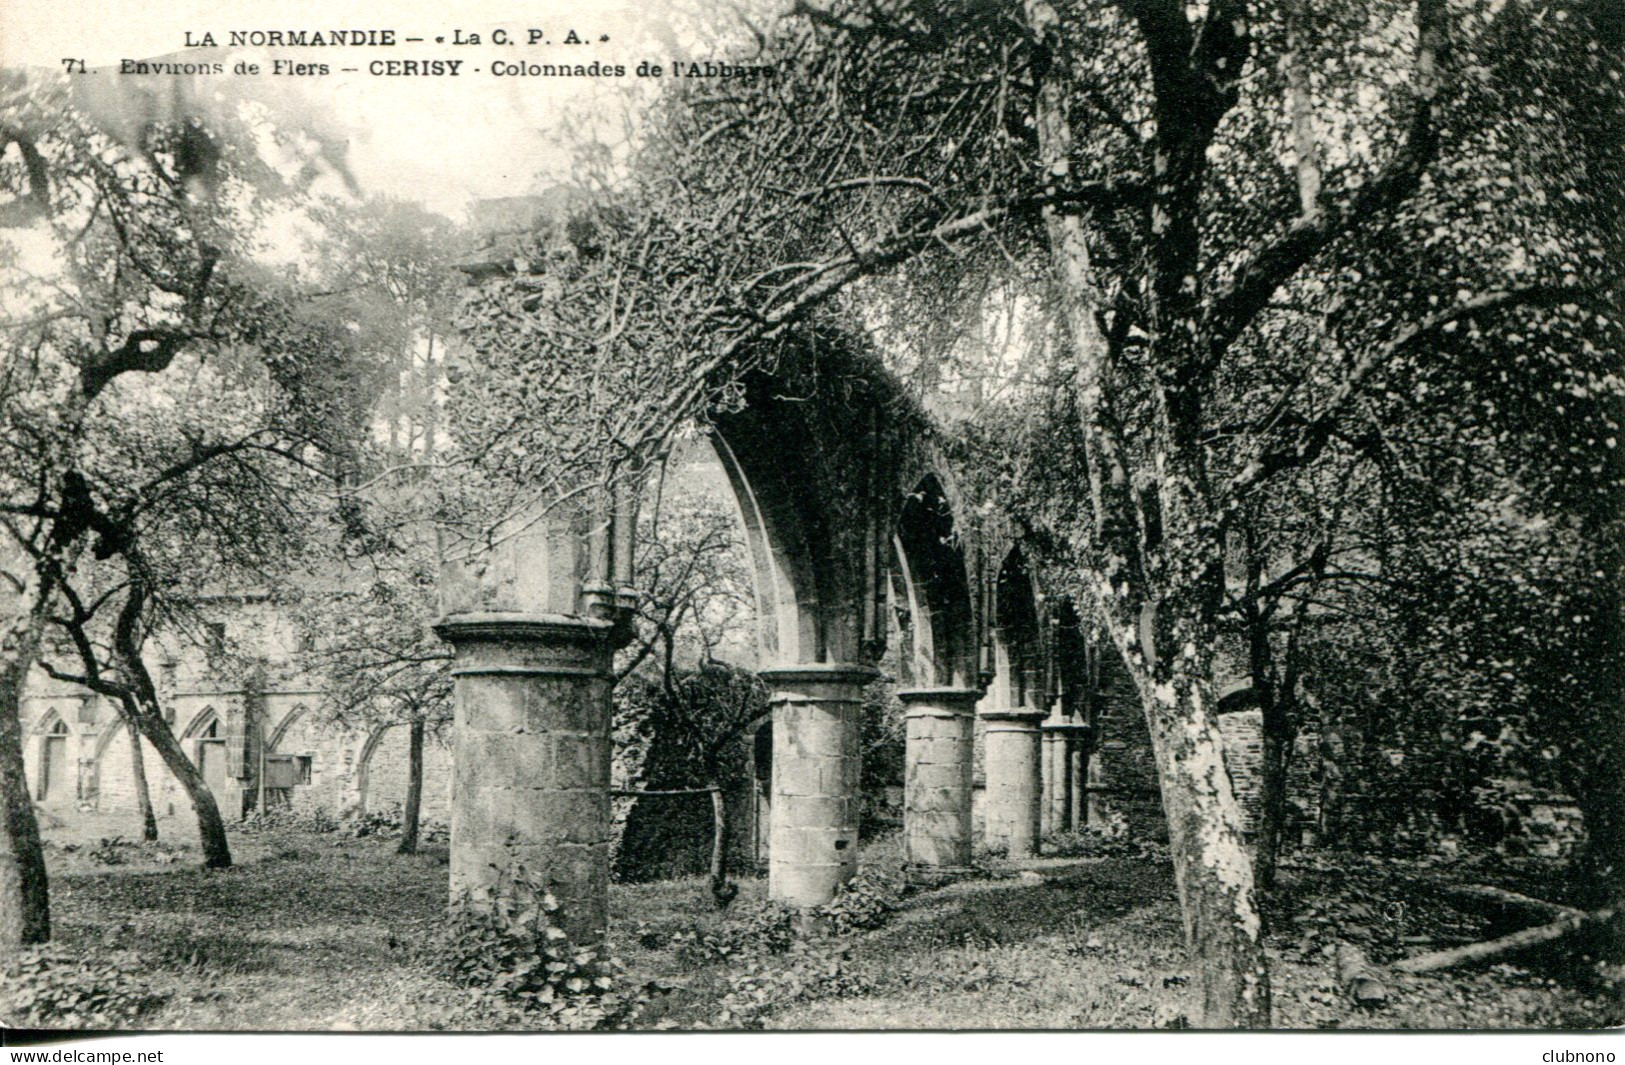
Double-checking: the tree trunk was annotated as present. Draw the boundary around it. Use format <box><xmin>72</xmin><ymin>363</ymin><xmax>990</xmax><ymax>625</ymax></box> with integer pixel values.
<box><xmin>1021</xmin><ymin>0</ymin><xmax>1268</xmax><ymax>1023</ymax></box>
<box><xmin>111</xmin><ymin>589</ymin><xmax>231</xmax><ymax>869</ymax></box>
<box><xmin>1394</xmin><ymin>909</ymin><xmax>1618</xmax><ymax>973</ymax></box>
<box><xmin>398</xmin><ymin>718</ymin><xmax>423</xmax><ymax>856</ymax></box>
<box><xmin>123</xmin><ymin>709</ymin><xmax>158</xmax><ymax>843</ymax></box>
<box><xmin>1244</xmin><ymin>588</ymin><xmax>1290</xmax><ymax>894</ymax></box>
<box><xmin>1335</xmin><ymin>942</ymin><xmax>1388</xmax><ymax>1006</ymax></box>
<box><xmin>1123</xmin><ymin>622</ymin><xmax>1272</xmax><ymax>1028</ymax></box>
<box><xmin>1254</xmin><ymin>652</ymin><xmax>1300</xmax><ymax>895</ymax></box>
<box><xmin>131</xmin><ymin>710</ymin><xmax>231</xmax><ymax>868</ymax></box>
<box><xmin>1255</xmin><ymin>703</ymin><xmax>1291</xmax><ymax>894</ymax></box>
<box><xmin>0</xmin><ymin>529</ymin><xmax>52</xmax><ymax>956</ymax></box>
<box><xmin>708</xmin><ymin>784</ymin><xmax>732</xmax><ymax>907</ymax></box>
<box><xmin>0</xmin><ymin>640</ymin><xmax>50</xmax><ymax>953</ymax></box>
<box><xmin>1433</xmin><ymin>883</ymin><xmax>1582</xmax><ymax>926</ymax></box>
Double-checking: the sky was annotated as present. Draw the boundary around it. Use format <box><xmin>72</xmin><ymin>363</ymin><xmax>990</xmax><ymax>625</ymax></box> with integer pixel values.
<box><xmin>2</xmin><ymin>0</ymin><xmax>766</xmax><ymax>218</ymax></box>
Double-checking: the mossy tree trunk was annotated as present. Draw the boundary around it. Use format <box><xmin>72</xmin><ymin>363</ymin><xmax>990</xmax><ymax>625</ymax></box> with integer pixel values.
<box><xmin>0</xmin><ymin>629</ymin><xmax>50</xmax><ymax>954</ymax></box>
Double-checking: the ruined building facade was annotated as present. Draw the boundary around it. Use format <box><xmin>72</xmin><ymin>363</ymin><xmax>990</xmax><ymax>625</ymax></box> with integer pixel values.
<box><xmin>19</xmin><ymin>595</ymin><xmax>453</xmax><ymax>830</ymax></box>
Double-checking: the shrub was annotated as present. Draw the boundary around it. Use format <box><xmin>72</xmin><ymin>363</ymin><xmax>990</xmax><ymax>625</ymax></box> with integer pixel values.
<box><xmin>816</xmin><ymin>866</ymin><xmax>902</xmax><ymax>935</ymax></box>
<box><xmin>335</xmin><ymin>805</ymin><xmax>449</xmax><ymax>843</ymax></box>
<box><xmin>435</xmin><ymin>865</ymin><xmax>651</xmax><ymax>1030</ymax></box>
<box><xmin>342</xmin><ymin>809</ymin><xmax>400</xmax><ymax>838</ymax></box>
<box><xmin>0</xmin><ymin>949</ymin><xmax>166</xmax><ymax>1029</ymax></box>
<box><xmin>671</xmin><ymin>902</ymin><xmax>797</xmax><ymax>966</ymax></box>
<box><xmin>87</xmin><ymin>836</ymin><xmax>136</xmax><ymax>866</ymax></box>
<box><xmin>241</xmin><ymin>804</ymin><xmax>339</xmax><ymax>835</ymax></box>
<box><xmin>714</xmin><ymin>940</ymin><xmax>871</xmax><ymax>1029</ymax></box>
<box><xmin>1043</xmin><ymin>819</ymin><xmax>1166</xmax><ymax>860</ymax></box>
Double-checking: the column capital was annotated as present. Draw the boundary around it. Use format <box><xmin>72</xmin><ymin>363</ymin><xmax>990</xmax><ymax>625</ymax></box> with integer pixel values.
<box><xmin>759</xmin><ymin>663</ymin><xmax>879</xmax><ymax>699</ymax></box>
<box><xmin>896</xmin><ymin>687</ymin><xmax>982</xmax><ymax>718</ymax></box>
<box><xmin>979</xmin><ymin>708</ymin><xmax>1047</xmax><ymax>726</ymax></box>
<box><xmin>433</xmin><ymin>611</ymin><xmax>615</xmax><ymax>679</ymax></box>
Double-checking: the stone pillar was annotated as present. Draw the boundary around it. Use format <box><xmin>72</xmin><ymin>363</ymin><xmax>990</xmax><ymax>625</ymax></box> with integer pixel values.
<box><xmin>760</xmin><ymin>664</ymin><xmax>876</xmax><ymax>907</ymax></box>
<box><xmin>1043</xmin><ymin>720</ymin><xmax>1087</xmax><ymax>836</ymax></box>
<box><xmin>898</xmin><ymin>688</ymin><xmax>979</xmax><ymax>872</ymax></box>
<box><xmin>1068</xmin><ymin>730</ymin><xmax>1088</xmax><ymax>829</ymax></box>
<box><xmin>981</xmin><ymin>709</ymin><xmax>1044</xmax><ymax>857</ymax></box>
<box><xmin>1041</xmin><ymin>723</ymin><xmax>1066</xmax><ymax>835</ymax></box>
<box><xmin>436</xmin><ymin>613</ymin><xmax>615</xmax><ymax>946</ymax></box>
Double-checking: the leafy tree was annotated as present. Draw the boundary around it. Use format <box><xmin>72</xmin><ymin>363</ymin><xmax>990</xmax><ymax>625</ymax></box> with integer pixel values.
<box><xmin>611</xmin><ymin>448</ymin><xmax>761</xmax><ymax>898</ymax></box>
<box><xmin>295</xmin><ymin>546</ymin><xmax>453</xmax><ymax>856</ymax></box>
<box><xmin>300</xmin><ymin>195</ymin><xmax>464</xmax><ymax>461</ymax></box>
<box><xmin>615</xmin><ymin>449</ymin><xmax>757</xmax><ymax>686</ymax></box>
<box><xmin>0</xmin><ymin>73</ymin><xmax>366</xmax><ymax>950</ymax></box>
<box><xmin>287</xmin><ymin>194</ymin><xmax>469</xmax><ymax>855</ymax></box>
<box><xmin>448</xmin><ymin>0</ymin><xmax>1621</xmax><ymax>1024</ymax></box>
<box><xmin>614</xmin><ymin>663</ymin><xmax>767</xmax><ymax>896</ymax></box>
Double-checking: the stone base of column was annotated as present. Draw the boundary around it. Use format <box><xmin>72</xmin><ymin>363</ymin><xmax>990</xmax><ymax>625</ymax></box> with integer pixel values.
<box><xmin>761</xmin><ymin>664</ymin><xmax>877</xmax><ymax>907</ymax></box>
<box><xmin>898</xmin><ymin>687</ymin><xmax>979</xmax><ymax>872</ymax></box>
<box><xmin>980</xmin><ymin>709</ymin><xmax>1045</xmax><ymax>858</ymax></box>
<box><xmin>436</xmin><ymin>612</ymin><xmax>615</xmax><ymax>946</ymax></box>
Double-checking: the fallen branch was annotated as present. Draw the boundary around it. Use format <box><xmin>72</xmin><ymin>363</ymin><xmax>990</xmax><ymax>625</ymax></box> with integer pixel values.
<box><xmin>1393</xmin><ymin>908</ymin><xmax>1617</xmax><ymax>974</ymax></box>
<box><xmin>1435</xmin><ymin>883</ymin><xmax>1583</xmax><ymax>925</ymax></box>
<box><xmin>1336</xmin><ymin>942</ymin><xmax>1388</xmax><ymax>1006</ymax></box>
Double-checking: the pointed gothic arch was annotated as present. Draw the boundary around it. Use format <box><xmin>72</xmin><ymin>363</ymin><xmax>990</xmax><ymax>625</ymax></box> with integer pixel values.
<box><xmin>32</xmin><ymin>710</ymin><xmax>73</xmax><ymax>802</ymax></box>
<box><xmin>267</xmin><ymin>704</ymin><xmax>309</xmax><ymax>751</ymax></box>
<box><xmin>992</xmin><ymin>547</ymin><xmax>1044</xmax><ymax>713</ymax></box>
<box><xmin>891</xmin><ymin>473</ymin><xmax>976</xmax><ymax>689</ymax></box>
<box><xmin>180</xmin><ymin>705</ymin><xmax>221</xmax><ymax>740</ymax></box>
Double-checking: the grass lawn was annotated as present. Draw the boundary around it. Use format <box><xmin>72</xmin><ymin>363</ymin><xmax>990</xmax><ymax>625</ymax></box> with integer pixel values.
<box><xmin>14</xmin><ymin>812</ymin><xmax>1623</xmax><ymax>1032</ymax></box>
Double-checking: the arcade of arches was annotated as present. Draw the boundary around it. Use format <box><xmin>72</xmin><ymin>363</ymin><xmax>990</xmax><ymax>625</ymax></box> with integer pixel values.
<box><xmin>16</xmin><ymin>353</ymin><xmax>1276</xmax><ymax>945</ymax></box>
<box><xmin>432</xmin><ymin>345</ymin><xmax>1265</xmax><ymax>944</ymax></box>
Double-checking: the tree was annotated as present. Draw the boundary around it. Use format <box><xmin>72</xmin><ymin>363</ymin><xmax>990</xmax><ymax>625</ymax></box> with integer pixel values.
<box><xmin>300</xmin><ymin>195</ymin><xmax>464</xmax><ymax>462</ymax></box>
<box><xmin>493</xmin><ymin>0</ymin><xmax>1612</xmax><ymax>1024</ymax></box>
<box><xmin>20</xmin><ymin>286</ymin><xmax>357</xmax><ymax>870</ymax></box>
<box><xmin>615</xmin><ymin>448</ymin><xmax>757</xmax><ymax>687</ymax></box>
<box><xmin>614</xmin><ymin>664</ymin><xmax>767</xmax><ymax>898</ymax></box>
<box><xmin>0</xmin><ymin>72</ymin><xmax>367</xmax><ymax>949</ymax></box>
<box><xmin>120</xmin><ymin>703</ymin><xmax>159</xmax><ymax>843</ymax></box>
<box><xmin>39</xmin><ymin>575</ymin><xmax>234</xmax><ymax>868</ymax></box>
<box><xmin>612</xmin><ymin>448</ymin><xmax>762</xmax><ymax>898</ymax></box>
<box><xmin>289</xmin><ymin>194</ymin><xmax>468</xmax><ymax>855</ymax></box>
<box><xmin>295</xmin><ymin>549</ymin><xmax>453</xmax><ymax>856</ymax></box>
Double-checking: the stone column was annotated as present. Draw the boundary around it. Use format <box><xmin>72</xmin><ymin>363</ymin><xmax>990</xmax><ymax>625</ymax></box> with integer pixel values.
<box><xmin>436</xmin><ymin>613</ymin><xmax>615</xmax><ymax>946</ymax></box>
<box><xmin>980</xmin><ymin>709</ymin><xmax>1044</xmax><ymax>857</ymax></box>
<box><xmin>1041</xmin><ymin>722</ymin><xmax>1065</xmax><ymax>835</ymax></box>
<box><xmin>1043</xmin><ymin>720</ymin><xmax>1087</xmax><ymax>835</ymax></box>
<box><xmin>898</xmin><ymin>688</ymin><xmax>979</xmax><ymax>873</ymax></box>
<box><xmin>760</xmin><ymin>664</ymin><xmax>876</xmax><ymax>906</ymax></box>
<box><xmin>1068</xmin><ymin>729</ymin><xmax>1088</xmax><ymax>829</ymax></box>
